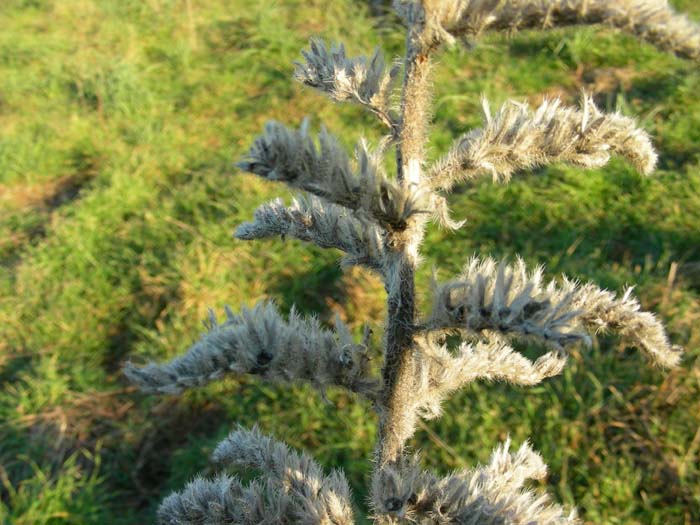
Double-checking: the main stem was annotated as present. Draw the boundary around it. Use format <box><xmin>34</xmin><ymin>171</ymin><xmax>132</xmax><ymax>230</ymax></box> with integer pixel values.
<box><xmin>377</xmin><ymin>15</ymin><xmax>434</xmax><ymax>466</ymax></box>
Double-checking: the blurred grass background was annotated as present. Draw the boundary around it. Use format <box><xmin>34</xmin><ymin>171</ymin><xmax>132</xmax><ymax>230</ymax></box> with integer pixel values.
<box><xmin>1</xmin><ymin>0</ymin><xmax>699</xmax><ymax>523</ymax></box>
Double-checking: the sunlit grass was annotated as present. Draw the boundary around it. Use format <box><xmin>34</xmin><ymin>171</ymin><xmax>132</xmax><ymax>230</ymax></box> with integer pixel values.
<box><xmin>1</xmin><ymin>1</ymin><xmax>698</xmax><ymax>523</ymax></box>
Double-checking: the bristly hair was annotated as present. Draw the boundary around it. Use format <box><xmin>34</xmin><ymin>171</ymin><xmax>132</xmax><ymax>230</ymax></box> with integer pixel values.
<box><xmin>295</xmin><ymin>38</ymin><xmax>399</xmax><ymax>130</ymax></box>
<box><xmin>425</xmin><ymin>256</ymin><xmax>681</xmax><ymax>367</ymax></box>
<box><xmin>428</xmin><ymin>95</ymin><xmax>657</xmax><ymax>192</ymax></box>
<box><xmin>236</xmin><ymin>120</ymin><xmax>426</xmax><ymax>231</ymax></box>
<box><xmin>234</xmin><ymin>195</ymin><xmax>387</xmax><ymax>273</ymax></box>
<box><xmin>371</xmin><ymin>439</ymin><xmax>580</xmax><ymax>524</ymax></box>
<box><xmin>159</xmin><ymin>427</ymin><xmax>356</xmax><ymax>525</ymax></box>
<box><xmin>124</xmin><ymin>301</ymin><xmax>378</xmax><ymax>398</ymax></box>
<box><xmin>424</xmin><ymin>0</ymin><xmax>700</xmax><ymax>60</ymax></box>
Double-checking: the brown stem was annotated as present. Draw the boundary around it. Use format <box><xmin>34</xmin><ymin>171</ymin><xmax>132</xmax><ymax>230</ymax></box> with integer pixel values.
<box><xmin>377</xmin><ymin>255</ymin><xmax>417</xmax><ymax>464</ymax></box>
<box><xmin>396</xmin><ymin>48</ymin><xmax>433</xmax><ymax>185</ymax></box>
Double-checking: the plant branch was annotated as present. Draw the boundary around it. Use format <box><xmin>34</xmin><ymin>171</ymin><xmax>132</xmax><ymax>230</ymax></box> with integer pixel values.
<box><xmin>427</xmin><ymin>96</ymin><xmax>658</xmax><ymax>192</ymax></box>
<box><xmin>159</xmin><ymin>427</ymin><xmax>356</xmax><ymax>525</ymax></box>
<box><xmin>434</xmin><ymin>0</ymin><xmax>700</xmax><ymax>60</ymax></box>
<box><xmin>377</xmin><ymin>1</ymin><xmax>441</xmax><ymax>469</ymax></box>
<box><xmin>234</xmin><ymin>195</ymin><xmax>387</xmax><ymax>274</ymax></box>
<box><xmin>425</xmin><ymin>255</ymin><xmax>682</xmax><ymax>367</ymax></box>
<box><xmin>295</xmin><ymin>38</ymin><xmax>399</xmax><ymax>133</ymax></box>
<box><xmin>237</xmin><ymin>121</ymin><xmax>424</xmax><ymax>231</ymax></box>
<box><xmin>371</xmin><ymin>439</ymin><xmax>580</xmax><ymax>523</ymax></box>
<box><xmin>125</xmin><ymin>302</ymin><xmax>378</xmax><ymax>399</ymax></box>
<box><xmin>413</xmin><ymin>333</ymin><xmax>567</xmax><ymax>419</ymax></box>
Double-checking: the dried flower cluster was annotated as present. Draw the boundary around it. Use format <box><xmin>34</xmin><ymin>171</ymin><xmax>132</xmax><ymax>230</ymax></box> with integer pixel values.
<box><xmin>125</xmin><ymin>301</ymin><xmax>377</xmax><ymax>398</ymax></box>
<box><xmin>235</xmin><ymin>195</ymin><xmax>387</xmax><ymax>272</ymax></box>
<box><xmin>427</xmin><ymin>96</ymin><xmax>658</xmax><ymax>191</ymax></box>
<box><xmin>425</xmin><ymin>256</ymin><xmax>681</xmax><ymax>367</ymax></box>
<box><xmin>236</xmin><ymin>120</ymin><xmax>424</xmax><ymax>231</ymax></box>
<box><xmin>125</xmin><ymin>1</ymin><xmax>696</xmax><ymax>523</ymax></box>
<box><xmin>158</xmin><ymin>427</ymin><xmax>355</xmax><ymax>524</ymax></box>
<box><xmin>425</xmin><ymin>0</ymin><xmax>700</xmax><ymax>59</ymax></box>
<box><xmin>295</xmin><ymin>38</ymin><xmax>399</xmax><ymax>129</ymax></box>
<box><xmin>413</xmin><ymin>334</ymin><xmax>567</xmax><ymax>419</ymax></box>
<box><xmin>371</xmin><ymin>439</ymin><xmax>578</xmax><ymax>524</ymax></box>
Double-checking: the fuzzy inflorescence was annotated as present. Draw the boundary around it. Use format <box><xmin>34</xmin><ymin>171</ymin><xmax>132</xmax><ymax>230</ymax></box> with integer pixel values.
<box><xmin>426</xmin><ymin>256</ymin><xmax>681</xmax><ymax>367</ymax></box>
<box><xmin>428</xmin><ymin>96</ymin><xmax>657</xmax><ymax>192</ymax></box>
<box><xmin>235</xmin><ymin>195</ymin><xmax>387</xmax><ymax>273</ymax></box>
<box><xmin>371</xmin><ymin>439</ymin><xmax>579</xmax><ymax>524</ymax></box>
<box><xmin>124</xmin><ymin>301</ymin><xmax>378</xmax><ymax>398</ymax></box>
<box><xmin>413</xmin><ymin>333</ymin><xmax>567</xmax><ymax>419</ymax></box>
<box><xmin>295</xmin><ymin>38</ymin><xmax>398</xmax><ymax>129</ymax></box>
<box><xmin>159</xmin><ymin>427</ymin><xmax>355</xmax><ymax>525</ymax></box>
<box><xmin>425</xmin><ymin>0</ymin><xmax>700</xmax><ymax>59</ymax></box>
<box><xmin>236</xmin><ymin>120</ymin><xmax>425</xmax><ymax>231</ymax></box>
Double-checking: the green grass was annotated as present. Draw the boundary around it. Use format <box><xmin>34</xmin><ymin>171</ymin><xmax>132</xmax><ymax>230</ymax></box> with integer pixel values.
<box><xmin>1</xmin><ymin>1</ymin><xmax>699</xmax><ymax>523</ymax></box>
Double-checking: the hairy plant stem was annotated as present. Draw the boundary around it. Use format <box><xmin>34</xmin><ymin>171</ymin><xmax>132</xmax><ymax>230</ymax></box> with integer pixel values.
<box><xmin>378</xmin><ymin>254</ymin><xmax>417</xmax><ymax>465</ymax></box>
<box><xmin>396</xmin><ymin>50</ymin><xmax>433</xmax><ymax>186</ymax></box>
<box><xmin>377</xmin><ymin>11</ymin><xmax>435</xmax><ymax>467</ymax></box>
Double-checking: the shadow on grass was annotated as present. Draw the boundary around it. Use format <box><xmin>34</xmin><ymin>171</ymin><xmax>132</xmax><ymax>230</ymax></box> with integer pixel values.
<box><xmin>268</xmin><ymin>257</ymin><xmax>344</xmax><ymax>318</ymax></box>
<box><xmin>0</xmin><ymin>144</ymin><xmax>101</xmax><ymax>268</ymax></box>
<box><xmin>436</xmin><ymin>172</ymin><xmax>700</xmax><ymax>288</ymax></box>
